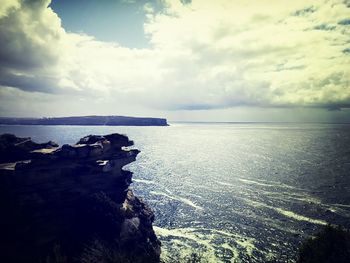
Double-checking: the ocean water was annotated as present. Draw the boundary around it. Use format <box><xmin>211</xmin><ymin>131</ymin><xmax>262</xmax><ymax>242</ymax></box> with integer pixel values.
<box><xmin>1</xmin><ymin>123</ymin><xmax>350</xmax><ymax>262</ymax></box>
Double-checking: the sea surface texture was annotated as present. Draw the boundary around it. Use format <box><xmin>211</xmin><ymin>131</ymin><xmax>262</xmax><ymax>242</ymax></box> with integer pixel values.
<box><xmin>1</xmin><ymin>123</ymin><xmax>349</xmax><ymax>262</ymax></box>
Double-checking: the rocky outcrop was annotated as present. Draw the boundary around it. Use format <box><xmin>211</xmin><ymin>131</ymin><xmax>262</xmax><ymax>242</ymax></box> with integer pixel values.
<box><xmin>0</xmin><ymin>133</ymin><xmax>58</xmax><ymax>163</ymax></box>
<box><xmin>0</xmin><ymin>133</ymin><xmax>160</xmax><ymax>263</ymax></box>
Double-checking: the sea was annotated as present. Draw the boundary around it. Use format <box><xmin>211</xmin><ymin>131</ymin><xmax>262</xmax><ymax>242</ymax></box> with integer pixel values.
<box><xmin>1</xmin><ymin>122</ymin><xmax>349</xmax><ymax>262</ymax></box>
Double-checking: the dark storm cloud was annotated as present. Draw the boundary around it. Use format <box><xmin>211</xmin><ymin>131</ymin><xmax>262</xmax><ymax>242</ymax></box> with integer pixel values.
<box><xmin>338</xmin><ymin>18</ymin><xmax>350</xmax><ymax>25</ymax></box>
<box><xmin>0</xmin><ymin>0</ymin><xmax>62</xmax><ymax>92</ymax></box>
<box><xmin>0</xmin><ymin>69</ymin><xmax>57</xmax><ymax>93</ymax></box>
<box><xmin>293</xmin><ymin>6</ymin><xmax>316</xmax><ymax>17</ymax></box>
<box><xmin>313</xmin><ymin>24</ymin><xmax>336</xmax><ymax>31</ymax></box>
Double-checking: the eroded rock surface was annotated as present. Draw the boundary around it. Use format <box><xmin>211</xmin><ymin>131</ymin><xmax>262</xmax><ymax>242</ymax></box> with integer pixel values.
<box><xmin>0</xmin><ymin>133</ymin><xmax>160</xmax><ymax>263</ymax></box>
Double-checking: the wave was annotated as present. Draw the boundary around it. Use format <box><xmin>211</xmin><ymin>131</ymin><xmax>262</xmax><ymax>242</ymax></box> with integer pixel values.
<box><xmin>150</xmin><ymin>191</ymin><xmax>204</xmax><ymax>210</ymax></box>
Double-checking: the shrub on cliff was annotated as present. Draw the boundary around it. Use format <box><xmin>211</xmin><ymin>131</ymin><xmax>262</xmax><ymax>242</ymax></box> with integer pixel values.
<box><xmin>297</xmin><ymin>225</ymin><xmax>350</xmax><ymax>263</ymax></box>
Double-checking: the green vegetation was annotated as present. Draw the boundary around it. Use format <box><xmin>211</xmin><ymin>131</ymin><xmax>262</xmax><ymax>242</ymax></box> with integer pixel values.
<box><xmin>297</xmin><ymin>225</ymin><xmax>350</xmax><ymax>263</ymax></box>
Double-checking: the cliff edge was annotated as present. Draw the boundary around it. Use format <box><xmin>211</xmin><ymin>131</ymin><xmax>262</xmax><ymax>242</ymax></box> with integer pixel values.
<box><xmin>0</xmin><ymin>133</ymin><xmax>161</xmax><ymax>263</ymax></box>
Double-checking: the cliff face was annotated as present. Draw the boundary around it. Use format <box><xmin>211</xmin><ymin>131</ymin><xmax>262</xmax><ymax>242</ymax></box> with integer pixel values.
<box><xmin>0</xmin><ymin>133</ymin><xmax>161</xmax><ymax>263</ymax></box>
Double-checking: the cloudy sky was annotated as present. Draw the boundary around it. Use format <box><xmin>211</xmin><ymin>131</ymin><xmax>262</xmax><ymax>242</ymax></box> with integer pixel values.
<box><xmin>0</xmin><ymin>0</ymin><xmax>349</xmax><ymax>122</ymax></box>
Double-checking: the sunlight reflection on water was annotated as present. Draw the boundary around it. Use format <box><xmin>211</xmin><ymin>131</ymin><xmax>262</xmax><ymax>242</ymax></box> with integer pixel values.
<box><xmin>1</xmin><ymin>123</ymin><xmax>349</xmax><ymax>262</ymax></box>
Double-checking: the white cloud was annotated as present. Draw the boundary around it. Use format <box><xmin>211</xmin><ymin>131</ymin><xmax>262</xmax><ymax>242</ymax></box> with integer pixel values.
<box><xmin>0</xmin><ymin>0</ymin><xmax>349</xmax><ymax>118</ymax></box>
<box><xmin>143</xmin><ymin>0</ymin><xmax>350</xmax><ymax>109</ymax></box>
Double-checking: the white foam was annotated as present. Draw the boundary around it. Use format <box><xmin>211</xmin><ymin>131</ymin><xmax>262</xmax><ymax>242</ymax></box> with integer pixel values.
<box><xmin>154</xmin><ymin>226</ymin><xmax>219</xmax><ymax>262</ymax></box>
<box><xmin>154</xmin><ymin>226</ymin><xmax>258</xmax><ymax>262</ymax></box>
<box><xmin>217</xmin><ymin>181</ymin><xmax>234</xmax><ymax>187</ymax></box>
<box><xmin>133</xmin><ymin>179</ymin><xmax>157</xmax><ymax>185</ymax></box>
<box><xmin>221</xmin><ymin>243</ymin><xmax>239</xmax><ymax>262</ymax></box>
<box><xmin>150</xmin><ymin>191</ymin><xmax>204</xmax><ymax>210</ymax></box>
<box><xmin>246</xmin><ymin>199</ymin><xmax>327</xmax><ymax>225</ymax></box>
<box><xmin>238</xmin><ymin>178</ymin><xmax>304</xmax><ymax>191</ymax></box>
<box><xmin>332</xmin><ymin>203</ymin><xmax>350</xmax><ymax>208</ymax></box>
<box><xmin>210</xmin><ymin>229</ymin><xmax>256</xmax><ymax>257</ymax></box>
<box><xmin>274</xmin><ymin>207</ymin><xmax>327</xmax><ymax>225</ymax></box>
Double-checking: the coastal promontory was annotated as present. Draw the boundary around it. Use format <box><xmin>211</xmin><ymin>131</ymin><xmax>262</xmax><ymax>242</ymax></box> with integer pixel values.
<box><xmin>0</xmin><ymin>133</ymin><xmax>161</xmax><ymax>263</ymax></box>
<box><xmin>0</xmin><ymin>115</ymin><xmax>168</xmax><ymax>126</ymax></box>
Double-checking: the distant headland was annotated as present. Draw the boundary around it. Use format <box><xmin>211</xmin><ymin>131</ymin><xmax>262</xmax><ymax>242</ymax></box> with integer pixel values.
<box><xmin>0</xmin><ymin>115</ymin><xmax>168</xmax><ymax>126</ymax></box>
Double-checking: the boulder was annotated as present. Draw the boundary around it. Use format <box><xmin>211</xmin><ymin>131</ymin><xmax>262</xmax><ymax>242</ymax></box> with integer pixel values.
<box><xmin>77</xmin><ymin>135</ymin><xmax>105</xmax><ymax>145</ymax></box>
<box><xmin>105</xmin><ymin>133</ymin><xmax>134</xmax><ymax>148</ymax></box>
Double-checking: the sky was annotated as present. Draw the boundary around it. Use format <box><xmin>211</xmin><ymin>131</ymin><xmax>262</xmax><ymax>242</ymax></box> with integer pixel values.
<box><xmin>0</xmin><ymin>0</ymin><xmax>349</xmax><ymax>122</ymax></box>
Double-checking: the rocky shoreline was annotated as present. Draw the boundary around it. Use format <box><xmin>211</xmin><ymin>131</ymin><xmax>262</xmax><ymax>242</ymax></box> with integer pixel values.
<box><xmin>0</xmin><ymin>133</ymin><xmax>161</xmax><ymax>263</ymax></box>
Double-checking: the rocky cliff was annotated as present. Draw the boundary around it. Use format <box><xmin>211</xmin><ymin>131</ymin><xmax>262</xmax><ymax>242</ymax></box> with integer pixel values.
<box><xmin>0</xmin><ymin>133</ymin><xmax>161</xmax><ymax>263</ymax></box>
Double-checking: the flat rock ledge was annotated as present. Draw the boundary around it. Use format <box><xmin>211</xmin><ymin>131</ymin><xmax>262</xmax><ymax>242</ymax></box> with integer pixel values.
<box><xmin>0</xmin><ymin>133</ymin><xmax>161</xmax><ymax>263</ymax></box>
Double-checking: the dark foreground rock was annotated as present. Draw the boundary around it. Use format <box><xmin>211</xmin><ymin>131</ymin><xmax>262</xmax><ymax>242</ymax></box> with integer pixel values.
<box><xmin>0</xmin><ymin>133</ymin><xmax>58</xmax><ymax>163</ymax></box>
<box><xmin>0</xmin><ymin>133</ymin><xmax>161</xmax><ymax>263</ymax></box>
